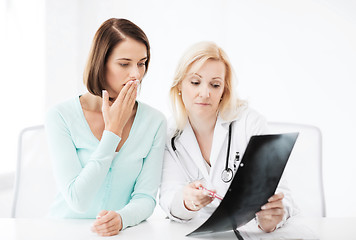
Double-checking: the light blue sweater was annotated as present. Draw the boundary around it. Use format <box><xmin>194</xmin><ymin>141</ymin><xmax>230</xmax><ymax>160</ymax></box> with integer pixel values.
<box><xmin>45</xmin><ymin>96</ymin><xmax>166</xmax><ymax>229</ymax></box>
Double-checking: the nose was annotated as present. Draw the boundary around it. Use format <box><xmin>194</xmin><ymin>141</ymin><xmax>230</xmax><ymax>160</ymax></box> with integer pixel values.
<box><xmin>129</xmin><ymin>66</ymin><xmax>140</xmax><ymax>80</ymax></box>
<box><xmin>199</xmin><ymin>85</ymin><xmax>210</xmax><ymax>98</ymax></box>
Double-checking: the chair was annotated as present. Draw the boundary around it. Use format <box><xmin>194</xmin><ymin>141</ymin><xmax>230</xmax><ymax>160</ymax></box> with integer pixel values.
<box><xmin>12</xmin><ymin>125</ymin><xmax>57</xmax><ymax>218</ymax></box>
<box><xmin>268</xmin><ymin>122</ymin><xmax>326</xmax><ymax>217</ymax></box>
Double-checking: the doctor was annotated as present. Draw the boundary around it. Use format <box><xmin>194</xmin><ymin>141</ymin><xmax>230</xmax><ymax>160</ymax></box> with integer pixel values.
<box><xmin>159</xmin><ymin>41</ymin><xmax>296</xmax><ymax>232</ymax></box>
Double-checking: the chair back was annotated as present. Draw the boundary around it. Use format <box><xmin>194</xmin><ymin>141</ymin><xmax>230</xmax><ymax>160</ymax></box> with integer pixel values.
<box><xmin>268</xmin><ymin>122</ymin><xmax>326</xmax><ymax>217</ymax></box>
<box><xmin>12</xmin><ymin>125</ymin><xmax>57</xmax><ymax>218</ymax></box>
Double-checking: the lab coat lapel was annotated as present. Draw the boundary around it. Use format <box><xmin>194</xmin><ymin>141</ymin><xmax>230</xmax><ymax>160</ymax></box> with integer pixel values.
<box><xmin>210</xmin><ymin>117</ymin><xmax>230</xmax><ymax>179</ymax></box>
<box><xmin>178</xmin><ymin>122</ymin><xmax>211</xmax><ymax>182</ymax></box>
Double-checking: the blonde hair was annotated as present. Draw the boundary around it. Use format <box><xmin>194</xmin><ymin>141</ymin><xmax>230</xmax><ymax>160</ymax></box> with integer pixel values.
<box><xmin>170</xmin><ymin>41</ymin><xmax>246</xmax><ymax>130</ymax></box>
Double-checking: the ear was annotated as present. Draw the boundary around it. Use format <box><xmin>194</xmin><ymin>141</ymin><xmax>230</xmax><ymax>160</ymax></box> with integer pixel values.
<box><xmin>177</xmin><ymin>83</ymin><xmax>182</xmax><ymax>92</ymax></box>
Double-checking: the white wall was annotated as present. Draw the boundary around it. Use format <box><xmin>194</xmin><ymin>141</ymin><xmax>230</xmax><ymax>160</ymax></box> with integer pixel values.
<box><xmin>0</xmin><ymin>0</ymin><xmax>45</xmax><ymax>217</ymax></box>
<box><xmin>2</xmin><ymin>0</ymin><xmax>354</xmax><ymax>217</ymax></box>
<box><xmin>0</xmin><ymin>0</ymin><xmax>45</xmax><ymax>173</ymax></box>
<box><xmin>46</xmin><ymin>0</ymin><xmax>356</xmax><ymax>217</ymax></box>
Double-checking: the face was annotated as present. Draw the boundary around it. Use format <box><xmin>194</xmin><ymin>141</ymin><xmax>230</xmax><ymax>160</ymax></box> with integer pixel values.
<box><xmin>180</xmin><ymin>59</ymin><xmax>225</xmax><ymax>121</ymax></box>
<box><xmin>105</xmin><ymin>37</ymin><xmax>147</xmax><ymax>98</ymax></box>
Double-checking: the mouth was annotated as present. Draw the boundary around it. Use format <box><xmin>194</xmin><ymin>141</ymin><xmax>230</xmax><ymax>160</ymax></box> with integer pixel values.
<box><xmin>195</xmin><ymin>103</ymin><xmax>210</xmax><ymax>106</ymax></box>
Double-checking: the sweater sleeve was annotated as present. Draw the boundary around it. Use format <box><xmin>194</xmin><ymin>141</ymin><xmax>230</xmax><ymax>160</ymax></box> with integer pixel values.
<box><xmin>45</xmin><ymin>107</ymin><xmax>120</xmax><ymax>213</ymax></box>
<box><xmin>116</xmin><ymin>119</ymin><xmax>167</xmax><ymax>229</ymax></box>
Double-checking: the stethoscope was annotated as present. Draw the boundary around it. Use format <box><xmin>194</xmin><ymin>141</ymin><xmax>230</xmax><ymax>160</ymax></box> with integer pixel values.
<box><xmin>171</xmin><ymin>123</ymin><xmax>237</xmax><ymax>183</ymax></box>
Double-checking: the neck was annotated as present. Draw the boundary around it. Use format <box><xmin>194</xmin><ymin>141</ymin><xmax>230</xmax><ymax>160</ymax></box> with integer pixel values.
<box><xmin>81</xmin><ymin>93</ymin><xmax>137</xmax><ymax>117</ymax></box>
<box><xmin>80</xmin><ymin>93</ymin><xmax>103</xmax><ymax>112</ymax></box>
<box><xmin>189</xmin><ymin>114</ymin><xmax>217</xmax><ymax>137</ymax></box>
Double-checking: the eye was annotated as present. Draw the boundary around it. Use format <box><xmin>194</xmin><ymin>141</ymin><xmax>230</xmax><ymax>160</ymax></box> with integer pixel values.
<box><xmin>211</xmin><ymin>83</ymin><xmax>221</xmax><ymax>88</ymax></box>
<box><xmin>190</xmin><ymin>80</ymin><xmax>200</xmax><ymax>85</ymax></box>
<box><xmin>138</xmin><ymin>62</ymin><xmax>146</xmax><ymax>67</ymax></box>
<box><xmin>119</xmin><ymin>63</ymin><xmax>129</xmax><ymax>67</ymax></box>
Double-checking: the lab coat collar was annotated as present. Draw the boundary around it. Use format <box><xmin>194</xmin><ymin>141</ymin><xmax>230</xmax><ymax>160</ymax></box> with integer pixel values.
<box><xmin>178</xmin><ymin>121</ymin><xmax>211</xmax><ymax>182</ymax></box>
<box><xmin>209</xmin><ymin>116</ymin><xmax>230</xmax><ymax>169</ymax></box>
<box><xmin>177</xmin><ymin>115</ymin><xmax>232</xmax><ymax>184</ymax></box>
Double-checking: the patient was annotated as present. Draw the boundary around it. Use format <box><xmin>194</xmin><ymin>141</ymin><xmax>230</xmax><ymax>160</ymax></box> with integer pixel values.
<box><xmin>45</xmin><ymin>18</ymin><xmax>166</xmax><ymax>236</ymax></box>
<box><xmin>159</xmin><ymin>41</ymin><xmax>297</xmax><ymax>232</ymax></box>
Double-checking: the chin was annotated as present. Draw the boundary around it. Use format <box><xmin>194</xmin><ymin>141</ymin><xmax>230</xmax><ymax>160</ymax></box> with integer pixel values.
<box><xmin>193</xmin><ymin>110</ymin><xmax>215</xmax><ymax>119</ymax></box>
<box><xmin>107</xmin><ymin>89</ymin><xmax>119</xmax><ymax>97</ymax></box>
<box><xmin>108</xmin><ymin>93</ymin><xmax>118</xmax><ymax>102</ymax></box>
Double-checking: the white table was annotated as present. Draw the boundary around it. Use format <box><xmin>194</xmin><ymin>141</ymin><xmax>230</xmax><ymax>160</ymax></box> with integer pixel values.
<box><xmin>0</xmin><ymin>216</ymin><xmax>355</xmax><ymax>240</ymax></box>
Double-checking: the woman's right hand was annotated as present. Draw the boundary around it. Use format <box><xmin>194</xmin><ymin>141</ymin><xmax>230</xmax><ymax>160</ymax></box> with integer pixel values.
<box><xmin>91</xmin><ymin>210</ymin><xmax>123</xmax><ymax>236</ymax></box>
<box><xmin>183</xmin><ymin>181</ymin><xmax>215</xmax><ymax>211</ymax></box>
<box><xmin>102</xmin><ymin>80</ymin><xmax>139</xmax><ymax>137</ymax></box>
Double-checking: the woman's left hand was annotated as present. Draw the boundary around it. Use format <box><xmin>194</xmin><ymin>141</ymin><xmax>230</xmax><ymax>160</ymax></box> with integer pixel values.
<box><xmin>256</xmin><ymin>192</ymin><xmax>285</xmax><ymax>232</ymax></box>
<box><xmin>91</xmin><ymin>210</ymin><xmax>123</xmax><ymax>236</ymax></box>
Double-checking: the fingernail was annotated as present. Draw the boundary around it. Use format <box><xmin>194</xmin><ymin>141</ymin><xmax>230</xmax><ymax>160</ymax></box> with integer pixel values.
<box><xmin>261</xmin><ymin>205</ymin><xmax>266</xmax><ymax>210</ymax></box>
<box><xmin>204</xmin><ymin>191</ymin><xmax>212</xmax><ymax>197</ymax></box>
<box><xmin>96</xmin><ymin>215</ymin><xmax>101</xmax><ymax>219</ymax></box>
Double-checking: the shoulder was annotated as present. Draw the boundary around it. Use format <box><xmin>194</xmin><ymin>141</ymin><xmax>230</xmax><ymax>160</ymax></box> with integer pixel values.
<box><xmin>137</xmin><ymin>101</ymin><xmax>167</xmax><ymax>130</ymax></box>
<box><xmin>138</xmin><ymin>102</ymin><xmax>165</xmax><ymax>120</ymax></box>
<box><xmin>234</xmin><ymin>106</ymin><xmax>266</xmax><ymax>124</ymax></box>
<box><xmin>45</xmin><ymin>97</ymin><xmax>83</xmax><ymax>132</ymax></box>
<box><xmin>233</xmin><ymin>106</ymin><xmax>268</xmax><ymax>135</ymax></box>
<box><xmin>46</xmin><ymin>97</ymin><xmax>79</xmax><ymax>122</ymax></box>
<box><xmin>166</xmin><ymin>117</ymin><xmax>180</xmax><ymax>139</ymax></box>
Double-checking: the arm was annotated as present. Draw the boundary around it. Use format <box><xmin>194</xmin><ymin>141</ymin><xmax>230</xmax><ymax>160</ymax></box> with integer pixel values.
<box><xmin>45</xmin><ymin>108</ymin><xmax>120</xmax><ymax>213</ymax></box>
<box><xmin>46</xmin><ymin>82</ymin><xmax>137</xmax><ymax>213</ymax></box>
<box><xmin>244</xmin><ymin>109</ymin><xmax>297</xmax><ymax>230</ymax></box>
<box><xmin>159</xmin><ymin>141</ymin><xmax>212</xmax><ymax>222</ymax></box>
<box><xmin>116</xmin><ymin>119</ymin><xmax>167</xmax><ymax>229</ymax></box>
<box><xmin>256</xmin><ymin>178</ymin><xmax>299</xmax><ymax>232</ymax></box>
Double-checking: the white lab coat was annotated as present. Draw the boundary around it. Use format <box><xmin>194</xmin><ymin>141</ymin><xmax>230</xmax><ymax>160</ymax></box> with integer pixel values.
<box><xmin>159</xmin><ymin>106</ymin><xmax>297</xmax><ymax>225</ymax></box>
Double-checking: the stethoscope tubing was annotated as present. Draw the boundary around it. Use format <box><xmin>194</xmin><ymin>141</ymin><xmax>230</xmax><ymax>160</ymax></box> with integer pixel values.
<box><xmin>225</xmin><ymin>123</ymin><xmax>233</xmax><ymax>171</ymax></box>
<box><xmin>171</xmin><ymin>122</ymin><xmax>234</xmax><ymax>183</ymax></box>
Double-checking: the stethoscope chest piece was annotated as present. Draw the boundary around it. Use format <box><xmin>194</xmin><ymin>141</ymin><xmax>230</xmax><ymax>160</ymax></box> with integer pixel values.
<box><xmin>221</xmin><ymin>168</ymin><xmax>233</xmax><ymax>183</ymax></box>
<box><xmin>221</xmin><ymin>123</ymin><xmax>234</xmax><ymax>183</ymax></box>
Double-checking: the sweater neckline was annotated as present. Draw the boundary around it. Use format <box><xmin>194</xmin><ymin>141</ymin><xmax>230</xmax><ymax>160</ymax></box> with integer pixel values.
<box><xmin>75</xmin><ymin>95</ymin><xmax>141</xmax><ymax>150</ymax></box>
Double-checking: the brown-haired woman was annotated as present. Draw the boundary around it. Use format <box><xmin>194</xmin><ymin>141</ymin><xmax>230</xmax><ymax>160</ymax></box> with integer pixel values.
<box><xmin>46</xmin><ymin>18</ymin><xmax>166</xmax><ymax>236</ymax></box>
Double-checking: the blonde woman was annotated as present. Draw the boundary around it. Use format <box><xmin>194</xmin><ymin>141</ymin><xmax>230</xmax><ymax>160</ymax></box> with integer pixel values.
<box><xmin>159</xmin><ymin>41</ymin><xmax>296</xmax><ymax>232</ymax></box>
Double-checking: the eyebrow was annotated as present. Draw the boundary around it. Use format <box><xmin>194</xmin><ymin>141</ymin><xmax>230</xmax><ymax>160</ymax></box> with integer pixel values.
<box><xmin>192</xmin><ymin>73</ymin><xmax>202</xmax><ymax>78</ymax></box>
<box><xmin>116</xmin><ymin>57</ymin><xmax>147</xmax><ymax>61</ymax></box>
<box><xmin>192</xmin><ymin>73</ymin><xmax>223</xmax><ymax>81</ymax></box>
